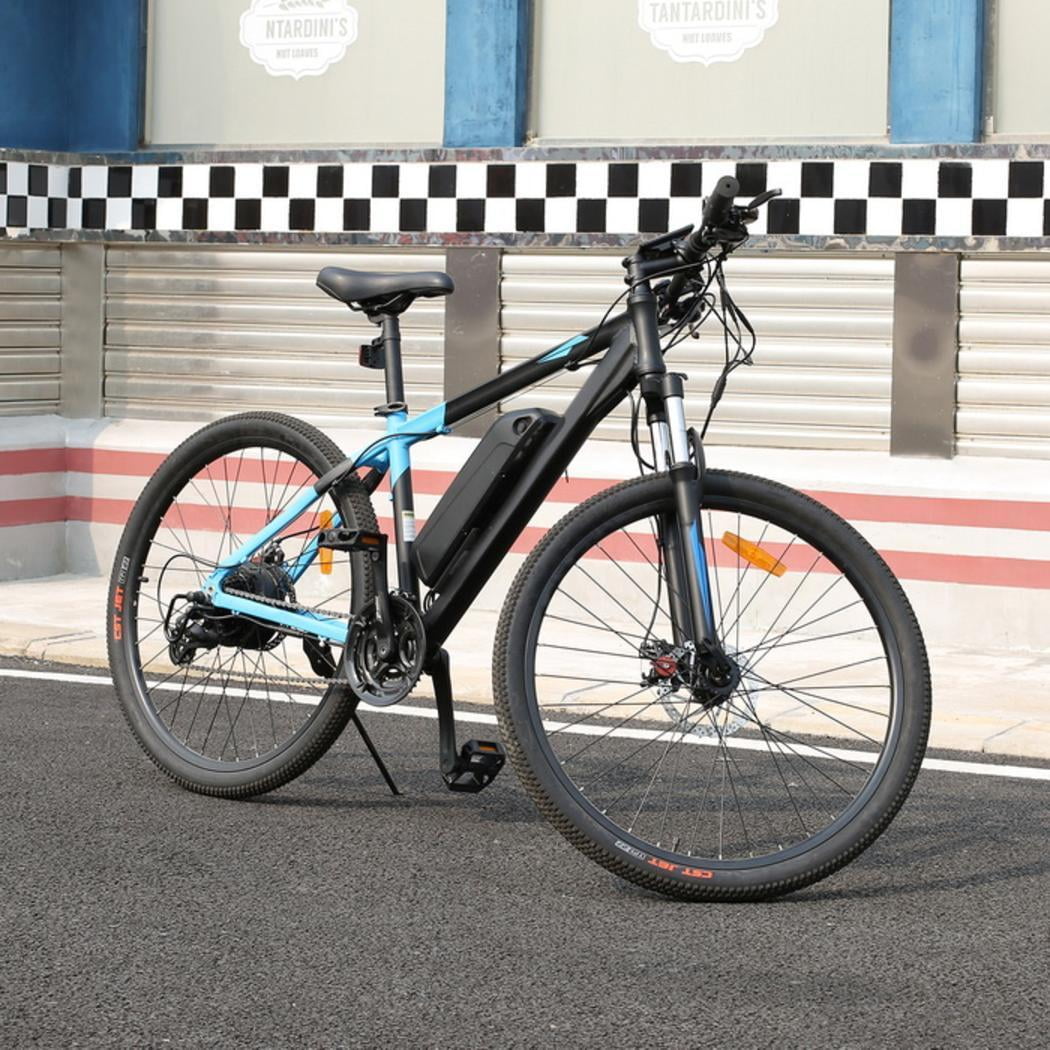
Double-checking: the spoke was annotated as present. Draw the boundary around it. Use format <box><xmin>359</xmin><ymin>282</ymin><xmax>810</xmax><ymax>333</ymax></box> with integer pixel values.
<box><xmin>727</xmin><ymin>543</ymin><xmax>821</xmax><ymax>660</ymax></box>
<box><xmin>538</xmin><ymin>672</ymin><xmax>642</xmax><ymax>686</ymax></box>
<box><xmin>742</xmin><ymin>624</ymin><xmax>877</xmax><ymax>657</ymax></box>
<box><xmin>736</xmin><ymin>687</ymin><xmax>810</xmax><ymax>840</ymax></box>
<box><xmin>746</xmin><ymin>677</ymin><xmax>889</xmax><ymax>718</ymax></box>
<box><xmin>543</xmin><ymin>685</ymin><xmax>653</xmax><ymax>734</ymax></box>
<box><xmin>545</xmin><ymin>613</ymin><xmax>648</xmax><ymax>646</ymax></box>
<box><xmin>596</xmin><ymin>538</ymin><xmax>672</xmax><ymax>625</ymax></box>
<box><xmin>740</xmin><ymin>685</ymin><xmax>836</xmax><ymax>826</ymax></box>
<box><xmin>737</xmin><ymin>598</ymin><xmax>867</xmax><ymax>658</ymax></box>
<box><xmin>553</xmin><ymin>591</ymin><xmax>649</xmax><ymax>652</ymax></box>
<box><xmin>704</xmin><ymin>706</ymin><xmax>756</xmax><ymax>858</ymax></box>
<box><xmin>721</xmin><ymin>702</ymin><xmax>871</xmax><ymax>784</ymax></box>
<box><xmin>772</xmin><ymin>656</ymin><xmax>887</xmax><ymax>689</ymax></box>
<box><xmin>557</xmin><ymin>696</ymin><xmax>668</xmax><ymax>766</ymax></box>
<box><xmin>628</xmin><ymin>723</ymin><xmax>682</xmax><ymax>833</ymax></box>
<box><xmin>719</xmin><ymin>534</ymin><xmax>798</xmax><ymax>642</ymax></box>
<box><xmin>538</xmin><ymin>642</ymin><xmax>641</xmax><ymax>660</ymax></box>
<box><xmin>568</xmin><ymin>561</ymin><xmax>665</xmax><ymax>639</ymax></box>
<box><xmin>655</xmin><ymin>693</ymin><xmax>695</xmax><ymax>844</ymax></box>
<box><xmin>741</xmin><ymin>575</ymin><xmax>847</xmax><ymax>680</ymax></box>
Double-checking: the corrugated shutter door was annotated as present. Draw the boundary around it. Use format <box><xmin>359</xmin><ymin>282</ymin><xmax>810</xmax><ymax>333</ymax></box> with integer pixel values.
<box><xmin>104</xmin><ymin>246</ymin><xmax>445</xmax><ymax>427</ymax></box>
<box><xmin>501</xmin><ymin>252</ymin><xmax>893</xmax><ymax>450</ymax></box>
<box><xmin>0</xmin><ymin>246</ymin><xmax>61</xmax><ymax>415</ymax></box>
<box><xmin>959</xmin><ymin>259</ymin><xmax>1050</xmax><ymax>458</ymax></box>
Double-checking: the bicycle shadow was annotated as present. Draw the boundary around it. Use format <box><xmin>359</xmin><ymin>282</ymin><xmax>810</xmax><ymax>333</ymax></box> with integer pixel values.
<box><xmin>609</xmin><ymin>809</ymin><xmax>1050</xmax><ymax>904</ymax></box>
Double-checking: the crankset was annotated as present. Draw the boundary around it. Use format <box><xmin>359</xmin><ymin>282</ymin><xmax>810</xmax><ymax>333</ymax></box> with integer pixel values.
<box><xmin>343</xmin><ymin>592</ymin><xmax>425</xmax><ymax>706</ymax></box>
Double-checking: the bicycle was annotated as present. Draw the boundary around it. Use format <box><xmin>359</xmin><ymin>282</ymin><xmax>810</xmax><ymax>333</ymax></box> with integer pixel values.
<box><xmin>107</xmin><ymin>177</ymin><xmax>931</xmax><ymax>901</ymax></box>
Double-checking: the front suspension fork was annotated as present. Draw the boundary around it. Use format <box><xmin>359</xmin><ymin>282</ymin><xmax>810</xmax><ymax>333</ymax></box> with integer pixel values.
<box><xmin>648</xmin><ymin>372</ymin><xmax>718</xmax><ymax>648</ymax></box>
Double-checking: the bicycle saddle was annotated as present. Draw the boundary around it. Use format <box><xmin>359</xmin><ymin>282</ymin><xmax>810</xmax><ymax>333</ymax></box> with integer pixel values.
<box><xmin>317</xmin><ymin>266</ymin><xmax>454</xmax><ymax>309</ymax></box>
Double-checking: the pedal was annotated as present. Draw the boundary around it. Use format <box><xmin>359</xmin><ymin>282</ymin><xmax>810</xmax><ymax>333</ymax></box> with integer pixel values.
<box><xmin>442</xmin><ymin>740</ymin><xmax>506</xmax><ymax>794</ymax></box>
<box><xmin>317</xmin><ymin>527</ymin><xmax>384</xmax><ymax>553</ymax></box>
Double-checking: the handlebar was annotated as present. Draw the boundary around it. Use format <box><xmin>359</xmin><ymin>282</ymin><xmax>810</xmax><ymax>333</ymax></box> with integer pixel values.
<box><xmin>664</xmin><ymin>176</ymin><xmax>740</xmax><ymax>306</ymax></box>
<box><xmin>661</xmin><ymin>178</ymin><xmax>784</xmax><ymax>314</ymax></box>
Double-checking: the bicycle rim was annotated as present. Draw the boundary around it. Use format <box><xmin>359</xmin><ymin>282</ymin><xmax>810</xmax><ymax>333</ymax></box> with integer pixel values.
<box><xmin>118</xmin><ymin>431</ymin><xmax>362</xmax><ymax>772</ymax></box>
<box><xmin>519</xmin><ymin>480</ymin><xmax>911</xmax><ymax>870</ymax></box>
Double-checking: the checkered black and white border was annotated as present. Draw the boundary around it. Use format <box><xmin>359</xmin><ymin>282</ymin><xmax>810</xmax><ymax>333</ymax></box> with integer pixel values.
<box><xmin>3</xmin><ymin>157</ymin><xmax>1050</xmax><ymax>238</ymax></box>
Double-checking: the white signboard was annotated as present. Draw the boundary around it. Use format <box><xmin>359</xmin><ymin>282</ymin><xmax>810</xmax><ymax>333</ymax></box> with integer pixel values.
<box><xmin>240</xmin><ymin>0</ymin><xmax>359</xmax><ymax>80</ymax></box>
<box><xmin>638</xmin><ymin>0</ymin><xmax>779</xmax><ymax>65</ymax></box>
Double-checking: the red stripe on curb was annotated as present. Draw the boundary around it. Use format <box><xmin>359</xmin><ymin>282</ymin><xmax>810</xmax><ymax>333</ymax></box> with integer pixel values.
<box><xmin>5</xmin><ymin>495</ymin><xmax>1049</xmax><ymax>589</ymax></box>
<box><xmin>0</xmin><ymin>497</ymin><xmax>67</xmax><ymax>526</ymax></box>
<box><xmin>7</xmin><ymin>447</ymin><xmax>1050</xmax><ymax>533</ymax></box>
<box><xmin>806</xmin><ymin>490</ymin><xmax>1050</xmax><ymax>533</ymax></box>
<box><xmin>0</xmin><ymin>449</ymin><xmax>67</xmax><ymax>475</ymax></box>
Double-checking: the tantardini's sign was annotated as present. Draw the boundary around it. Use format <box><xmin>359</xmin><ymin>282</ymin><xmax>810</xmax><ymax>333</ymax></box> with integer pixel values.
<box><xmin>240</xmin><ymin>0</ymin><xmax>359</xmax><ymax>79</ymax></box>
<box><xmin>638</xmin><ymin>0</ymin><xmax>779</xmax><ymax>64</ymax></box>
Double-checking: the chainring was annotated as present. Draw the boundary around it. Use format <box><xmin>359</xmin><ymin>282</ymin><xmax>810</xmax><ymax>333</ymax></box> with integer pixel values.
<box><xmin>343</xmin><ymin>593</ymin><xmax>425</xmax><ymax>707</ymax></box>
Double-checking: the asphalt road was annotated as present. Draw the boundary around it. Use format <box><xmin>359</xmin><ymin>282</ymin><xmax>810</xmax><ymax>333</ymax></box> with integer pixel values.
<box><xmin>1</xmin><ymin>656</ymin><xmax>1048</xmax><ymax>1049</ymax></box>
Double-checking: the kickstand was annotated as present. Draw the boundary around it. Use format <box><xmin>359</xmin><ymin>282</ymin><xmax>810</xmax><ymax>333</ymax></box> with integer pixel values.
<box><xmin>350</xmin><ymin>709</ymin><xmax>401</xmax><ymax>796</ymax></box>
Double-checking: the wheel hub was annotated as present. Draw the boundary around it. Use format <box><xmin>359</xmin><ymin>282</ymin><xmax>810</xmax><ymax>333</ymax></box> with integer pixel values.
<box><xmin>641</xmin><ymin>639</ymin><xmax>748</xmax><ymax>739</ymax></box>
<box><xmin>166</xmin><ymin>557</ymin><xmax>297</xmax><ymax>665</ymax></box>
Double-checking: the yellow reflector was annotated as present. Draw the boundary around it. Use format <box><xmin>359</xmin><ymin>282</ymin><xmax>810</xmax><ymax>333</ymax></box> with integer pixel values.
<box><xmin>721</xmin><ymin>531</ymin><xmax>787</xmax><ymax>576</ymax></box>
<box><xmin>319</xmin><ymin>511</ymin><xmax>333</xmax><ymax>575</ymax></box>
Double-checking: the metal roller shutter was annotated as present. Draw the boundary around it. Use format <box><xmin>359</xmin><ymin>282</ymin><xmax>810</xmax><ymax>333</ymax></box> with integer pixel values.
<box><xmin>0</xmin><ymin>246</ymin><xmax>61</xmax><ymax>416</ymax></box>
<box><xmin>500</xmin><ymin>252</ymin><xmax>894</xmax><ymax>450</ymax></box>
<box><xmin>959</xmin><ymin>259</ymin><xmax>1050</xmax><ymax>458</ymax></box>
<box><xmin>104</xmin><ymin>246</ymin><xmax>446</xmax><ymax>427</ymax></box>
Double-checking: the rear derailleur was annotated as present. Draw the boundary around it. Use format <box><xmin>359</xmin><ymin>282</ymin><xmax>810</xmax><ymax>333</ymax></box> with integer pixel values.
<box><xmin>164</xmin><ymin>545</ymin><xmax>297</xmax><ymax>665</ymax></box>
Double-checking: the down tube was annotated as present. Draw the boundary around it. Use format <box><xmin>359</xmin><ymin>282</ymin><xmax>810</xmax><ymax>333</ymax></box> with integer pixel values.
<box><xmin>422</xmin><ymin>330</ymin><xmax>638</xmax><ymax>654</ymax></box>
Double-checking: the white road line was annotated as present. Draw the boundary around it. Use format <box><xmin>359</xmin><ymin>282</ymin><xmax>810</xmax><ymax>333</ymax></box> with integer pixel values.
<box><xmin>2</xmin><ymin>665</ymin><xmax>1049</xmax><ymax>782</ymax></box>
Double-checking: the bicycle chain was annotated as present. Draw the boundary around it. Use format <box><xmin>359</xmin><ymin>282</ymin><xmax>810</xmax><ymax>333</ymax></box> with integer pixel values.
<box><xmin>221</xmin><ymin>586</ymin><xmax>352</xmax><ymax>624</ymax></box>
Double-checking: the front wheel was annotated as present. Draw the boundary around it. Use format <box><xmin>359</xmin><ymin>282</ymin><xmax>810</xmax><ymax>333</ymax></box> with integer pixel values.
<box><xmin>493</xmin><ymin>471</ymin><xmax>931</xmax><ymax>900</ymax></box>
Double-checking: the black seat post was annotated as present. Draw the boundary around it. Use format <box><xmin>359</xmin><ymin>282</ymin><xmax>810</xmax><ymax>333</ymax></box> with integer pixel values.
<box><xmin>380</xmin><ymin>314</ymin><xmax>406</xmax><ymax>408</ymax></box>
<box><xmin>378</xmin><ymin>313</ymin><xmax>418</xmax><ymax>597</ymax></box>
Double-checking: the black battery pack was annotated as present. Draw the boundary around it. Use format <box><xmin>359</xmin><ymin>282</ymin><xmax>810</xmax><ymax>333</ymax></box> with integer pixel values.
<box><xmin>413</xmin><ymin>407</ymin><xmax>560</xmax><ymax>587</ymax></box>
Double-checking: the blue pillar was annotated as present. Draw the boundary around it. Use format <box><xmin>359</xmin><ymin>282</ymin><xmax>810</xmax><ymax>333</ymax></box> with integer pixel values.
<box><xmin>890</xmin><ymin>0</ymin><xmax>985</xmax><ymax>143</ymax></box>
<box><xmin>68</xmin><ymin>0</ymin><xmax>146</xmax><ymax>152</ymax></box>
<box><xmin>0</xmin><ymin>0</ymin><xmax>143</xmax><ymax>152</ymax></box>
<box><xmin>444</xmin><ymin>0</ymin><xmax>530</xmax><ymax>148</ymax></box>
<box><xmin>0</xmin><ymin>1</ymin><xmax>72</xmax><ymax>149</ymax></box>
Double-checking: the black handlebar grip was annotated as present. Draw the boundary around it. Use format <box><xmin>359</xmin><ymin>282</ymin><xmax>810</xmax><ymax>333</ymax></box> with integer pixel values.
<box><xmin>702</xmin><ymin>175</ymin><xmax>740</xmax><ymax>229</ymax></box>
<box><xmin>665</xmin><ymin>175</ymin><xmax>742</xmax><ymax>308</ymax></box>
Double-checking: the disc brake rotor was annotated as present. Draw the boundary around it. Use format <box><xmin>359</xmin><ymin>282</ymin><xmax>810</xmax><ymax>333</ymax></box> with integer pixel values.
<box><xmin>655</xmin><ymin>643</ymin><xmax>750</xmax><ymax>740</ymax></box>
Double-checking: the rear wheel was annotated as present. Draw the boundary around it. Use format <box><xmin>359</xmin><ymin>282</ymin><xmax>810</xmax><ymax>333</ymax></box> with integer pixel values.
<box><xmin>107</xmin><ymin>412</ymin><xmax>377</xmax><ymax>798</ymax></box>
<box><xmin>494</xmin><ymin>471</ymin><xmax>931</xmax><ymax>900</ymax></box>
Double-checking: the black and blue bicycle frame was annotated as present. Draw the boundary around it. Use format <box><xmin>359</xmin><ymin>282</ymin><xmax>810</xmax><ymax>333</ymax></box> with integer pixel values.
<box><xmin>199</xmin><ymin>261</ymin><xmax>719</xmax><ymax>660</ymax></box>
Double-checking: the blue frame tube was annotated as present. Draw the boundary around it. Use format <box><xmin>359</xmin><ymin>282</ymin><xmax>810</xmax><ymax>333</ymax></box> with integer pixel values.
<box><xmin>201</xmin><ymin>400</ymin><xmax>450</xmax><ymax>634</ymax></box>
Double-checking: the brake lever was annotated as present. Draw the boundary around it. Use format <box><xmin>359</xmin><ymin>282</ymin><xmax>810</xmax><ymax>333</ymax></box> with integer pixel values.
<box><xmin>746</xmin><ymin>187</ymin><xmax>783</xmax><ymax>209</ymax></box>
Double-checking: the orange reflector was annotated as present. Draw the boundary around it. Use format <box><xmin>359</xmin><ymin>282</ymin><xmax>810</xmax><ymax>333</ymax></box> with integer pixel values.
<box><xmin>319</xmin><ymin>511</ymin><xmax>333</xmax><ymax>575</ymax></box>
<box><xmin>721</xmin><ymin>531</ymin><xmax>787</xmax><ymax>576</ymax></box>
